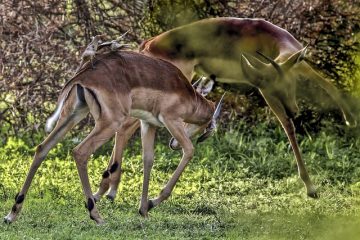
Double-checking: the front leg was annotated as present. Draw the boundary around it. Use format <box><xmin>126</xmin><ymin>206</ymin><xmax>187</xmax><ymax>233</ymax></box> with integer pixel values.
<box><xmin>93</xmin><ymin>118</ymin><xmax>140</xmax><ymax>202</ymax></box>
<box><xmin>138</xmin><ymin>121</ymin><xmax>156</xmax><ymax>217</ymax></box>
<box><xmin>260</xmin><ymin>90</ymin><xmax>318</xmax><ymax>198</ymax></box>
<box><xmin>73</xmin><ymin>122</ymin><xmax>118</xmax><ymax>224</ymax></box>
<box><xmin>147</xmin><ymin>118</ymin><xmax>195</xmax><ymax>212</ymax></box>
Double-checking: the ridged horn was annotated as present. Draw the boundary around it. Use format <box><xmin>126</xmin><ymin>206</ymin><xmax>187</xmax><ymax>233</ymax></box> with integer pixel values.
<box><xmin>197</xmin><ymin>92</ymin><xmax>226</xmax><ymax>143</ymax></box>
<box><xmin>280</xmin><ymin>46</ymin><xmax>308</xmax><ymax>72</ymax></box>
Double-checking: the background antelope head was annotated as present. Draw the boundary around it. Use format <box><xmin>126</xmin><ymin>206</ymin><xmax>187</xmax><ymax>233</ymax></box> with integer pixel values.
<box><xmin>241</xmin><ymin>47</ymin><xmax>308</xmax><ymax>118</ymax></box>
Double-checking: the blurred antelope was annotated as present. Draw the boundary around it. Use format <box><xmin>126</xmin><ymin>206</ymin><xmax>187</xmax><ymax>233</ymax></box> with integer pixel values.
<box><xmin>4</xmin><ymin>50</ymin><xmax>224</xmax><ymax>224</ymax></box>
<box><xmin>138</xmin><ymin>17</ymin><xmax>358</xmax><ymax>198</ymax></box>
<box><xmin>95</xmin><ymin>17</ymin><xmax>357</xmax><ymax>201</ymax></box>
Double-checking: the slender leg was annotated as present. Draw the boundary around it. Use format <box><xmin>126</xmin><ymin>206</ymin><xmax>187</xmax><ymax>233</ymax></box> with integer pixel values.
<box><xmin>297</xmin><ymin>62</ymin><xmax>357</xmax><ymax>127</ymax></box>
<box><xmin>148</xmin><ymin>118</ymin><xmax>194</xmax><ymax>212</ymax></box>
<box><xmin>93</xmin><ymin>118</ymin><xmax>140</xmax><ymax>202</ymax></box>
<box><xmin>138</xmin><ymin>121</ymin><xmax>156</xmax><ymax>217</ymax></box>
<box><xmin>93</xmin><ymin>142</ymin><xmax>117</xmax><ymax>202</ymax></box>
<box><xmin>3</xmin><ymin>108</ymin><xmax>87</xmax><ymax>224</ymax></box>
<box><xmin>72</xmin><ymin>122</ymin><xmax>119</xmax><ymax>225</ymax></box>
<box><xmin>261</xmin><ymin>90</ymin><xmax>318</xmax><ymax>198</ymax></box>
<box><xmin>106</xmin><ymin>118</ymin><xmax>140</xmax><ymax>200</ymax></box>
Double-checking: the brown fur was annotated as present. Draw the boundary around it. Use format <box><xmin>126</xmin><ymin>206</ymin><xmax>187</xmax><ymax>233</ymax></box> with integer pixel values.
<box><xmin>4</xmin><ymin>50</ymin><xmax>215</xmax><ymax>224</ymax></box>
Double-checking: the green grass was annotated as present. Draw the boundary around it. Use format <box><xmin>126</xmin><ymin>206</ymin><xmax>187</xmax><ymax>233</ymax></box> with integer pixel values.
<box><xmin>0</xmin><ymin>121</ymin><xmax>359</xmax><ymax>239</ymax></box>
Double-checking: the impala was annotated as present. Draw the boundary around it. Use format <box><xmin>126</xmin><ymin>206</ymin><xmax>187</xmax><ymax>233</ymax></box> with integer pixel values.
<box><xmin>96</xmin><ymin>17</ymin><xmax>356</xmax><ymax>201</ymax></box>
<box><xmin>4</xmin><ymin>50</ymin><xmax>224</xmax><ymax>224</ymax></box>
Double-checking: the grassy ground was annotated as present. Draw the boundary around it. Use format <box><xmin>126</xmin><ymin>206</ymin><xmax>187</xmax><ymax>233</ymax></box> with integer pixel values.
<box><xmin>0</xmin><ymin>121</ymin><xmax>359</xmax><ymax>239</ymax></box>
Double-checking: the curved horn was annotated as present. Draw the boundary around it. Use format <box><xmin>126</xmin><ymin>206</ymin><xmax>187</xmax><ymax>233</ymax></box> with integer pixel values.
<box><xmin>197</xmin><ymin>92</ymin><xmax>226</xmax><ymax>143</ymax></box>
<box><xmin>116</xmin><ymin>30</ymin><xmax>130</xmax><ymax>41</ymax></box>
<box><xmin>213</xmin><ymin>92</ymin><xmax>225</xmax><ymax>120</ymax></box>
<box><xmin>280</xmin><ymin>46</ymin><xmax>308</xmax><ymax>72</ymax></box>
<box><xmin>256</xmin><ymin>51</ymin><xmax>284</xmax><ymax>78</ymax></box>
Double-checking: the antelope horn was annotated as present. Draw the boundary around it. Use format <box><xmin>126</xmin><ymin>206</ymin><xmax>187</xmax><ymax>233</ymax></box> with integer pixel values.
<box><xmin>256</xmin><ymin>51</ymin><xmax>284</xmax><ymax>78</ymax></box>
<box><xmin>197</xmin><ymin>92</ymin><xmax>226</xmax><ymax>143</ymax></box>
<box><xmin>117</xmin><ymin>30</ymin><xmax>130</xmax><ymax>41</ymax></box>
<box><xmin>192</xmin><ymin>76</ymin><xmax>204</xmax><ymax>87</ymax></box>
<box><xmin>213</xmin><ymin>92</ymin><xmax>225</xmax><ymax>120</ymax></box>
<box><xmin>279</xmin><ymin>46</ymin><xmax>308</xmax><ymax>72</ymax></box>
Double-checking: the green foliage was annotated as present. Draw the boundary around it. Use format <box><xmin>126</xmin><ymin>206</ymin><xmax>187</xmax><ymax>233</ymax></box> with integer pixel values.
<box><xmin>0</xmin><ymin>122</ymin><xmax>359</xmax><ymax>239</ymax></box>
<box><xmin>1</xmin><ymin>0</ymin><xmax>359</xmax><ymax>137</ymax></box>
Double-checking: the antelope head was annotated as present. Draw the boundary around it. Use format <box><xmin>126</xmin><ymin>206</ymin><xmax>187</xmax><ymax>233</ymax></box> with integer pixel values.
<box><xmin>169</xmin><ymin>91</ymin><xmax>225</xmax><ymax>150</ymax></box>
<box><xmin>241</xmin><ymin>47</ymin><xmax>308</xmax><ymax>118</ymax></box>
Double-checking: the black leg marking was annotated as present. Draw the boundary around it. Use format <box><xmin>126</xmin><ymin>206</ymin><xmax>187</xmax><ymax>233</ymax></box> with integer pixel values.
<box><xmin>106</xmin><ymin>195</ymin><xmax>115</xmax><ymax>202</ymax></box>
<box><xmin>15</xmin><ymin>194</ymin><xmax>25</xmax><ymax>204</ymax></box>
<box><xmin>11</xmin><ymin>204</ymin><xmax>17</xmax><ymax>213</ymax></box>
<box><xmin>90</xmin><ymin>215</ymin><xmax>95</xmax><ymax>220</ymax></box>
<box><xmin>109</xmin><ymin>162</ymin><xmax>119</xmax><ymax>173</ymax></box>
<box><xmin>14</xmin><ymin>192</ymin><xmax>19</xmax><ymax>201</ymax></box>
<box><xmin>102</xmin><ymin>170</ymin><xmax>110</xmax><ymax>178</ymax></box>
<box><xmin>87</xmin><ymin>198</ymin><xmax>95</xmax><ymax>212</ymax></box>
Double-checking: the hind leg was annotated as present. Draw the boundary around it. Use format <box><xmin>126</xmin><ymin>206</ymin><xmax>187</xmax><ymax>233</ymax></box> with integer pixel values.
<box><xmin>4</xmin><ymin>101</ymin><xmax>87</xmax><ymax>224</ymax></box>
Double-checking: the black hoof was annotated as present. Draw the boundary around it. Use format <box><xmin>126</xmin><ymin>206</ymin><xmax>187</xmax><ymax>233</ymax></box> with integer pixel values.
<box><xmin>138</xmin><ymin>208</ymin><xmax>149</xmax><ymax>218</ymax></box>
<box><xmin>105</xmin><ymin>195</ymin><xmax>115</xmax><ymax>202</ymax></box>
<box><xmin>4</xmin><ymin>218</ymin><xmax>11</xmax><ymax>224</ymax></box>
<box><xmin>307</xmin><ymin>191</ymin><xmax>320</xmax><ymax>199</ymax></box>
<box><xmin>148</xmin><ymin>200</ymin><xmax>155</xmax><ymax>211</ymax></box>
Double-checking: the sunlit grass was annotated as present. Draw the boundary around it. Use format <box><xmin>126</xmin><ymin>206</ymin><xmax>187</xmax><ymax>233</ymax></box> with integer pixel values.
<box><xmin>0</xmin><ymin>122</ymin><xmax>359</xmax><ymax>239</ymax></box>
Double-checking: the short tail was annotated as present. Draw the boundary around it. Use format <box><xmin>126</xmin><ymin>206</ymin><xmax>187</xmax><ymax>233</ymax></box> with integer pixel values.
<box><xmin>45</xmin><ymin>99</ymin><xmax>64</xmax><ymax>133</ymax></box>
<box><xmin>45</xmin><ymin>84</ymin><xmax>83</xmax><ymax>133</ymax></box>
<box><xmin>45</xmin><ymin>84</ymin><xmax>101</xmax><ymax>133</ymax></box>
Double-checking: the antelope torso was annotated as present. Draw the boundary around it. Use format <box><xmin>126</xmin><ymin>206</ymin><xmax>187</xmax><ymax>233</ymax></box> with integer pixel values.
<box><xmin>141</xmin><ymin>17</ymin><xmax>303</xmax><ymax>85</ymax></box>
<box><xmin>67</xmin><ymin>51</ymin><xmax>213</xmax><ymax>126</ymax></box>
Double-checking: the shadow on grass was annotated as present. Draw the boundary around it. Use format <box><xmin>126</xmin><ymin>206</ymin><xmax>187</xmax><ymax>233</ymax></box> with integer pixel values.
<box><xmin>225</xmin><ymin>211</ymin><xmax>360</xmax><ymax>240</ymax></box>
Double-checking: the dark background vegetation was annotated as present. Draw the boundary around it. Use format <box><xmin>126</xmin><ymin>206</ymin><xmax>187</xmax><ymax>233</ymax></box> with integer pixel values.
<box><xmin>0</xmin><ymin>0</ymin><xmax>359</xmax><ymax>139</ymax></box>
<box><xmin>1</xmin><ymin>2</ymin><xmax>360</xmax><ymax>238</ymax></box>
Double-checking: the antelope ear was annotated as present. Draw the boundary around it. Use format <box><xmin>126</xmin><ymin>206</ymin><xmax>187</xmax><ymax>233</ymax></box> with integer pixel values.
<box><xmin>194</xmin><ymin>77</ymin><xmax>214</xmax><ymax>96</ymax></box>
<box><xmin>256</xmin><ymin>51</ymin><xmax>283</xmax><ymax>78</ymax></box>
<box><xmin>280</xmin><ymin>46</ymin><xmax>308</xmax><ymax>72</ymax></box>
<box><xmin>198</xmin><ymin>78</ymin><xmax>214</xmax><ymax>96</ymax></box>
<box><xmin>192</xmin><ymin>76</ymin><xmax>203</xmax><ymax>88</ymax></box>
<box><xmin>240</xmin><ymin>54</ymin><xmax>263</xmax><ymax>80</ymax></box>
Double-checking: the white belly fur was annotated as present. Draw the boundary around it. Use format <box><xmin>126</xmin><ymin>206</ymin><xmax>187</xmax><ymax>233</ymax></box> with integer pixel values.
<box><xmin>130</xmin><ymin>109</ymin><xmax>164</xmax><ymax>127</ymax></box>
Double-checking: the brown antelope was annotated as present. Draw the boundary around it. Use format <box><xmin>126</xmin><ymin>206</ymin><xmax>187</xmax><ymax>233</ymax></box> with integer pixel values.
<box><xmin>95</xmin><ymin>17</ymin><xmax>357</xmax><ymax>201</ymax></box>
<box><xmin>4</xmin><ymin>50</ymin><xmax>224</xmax><ymax>224</ymax></box>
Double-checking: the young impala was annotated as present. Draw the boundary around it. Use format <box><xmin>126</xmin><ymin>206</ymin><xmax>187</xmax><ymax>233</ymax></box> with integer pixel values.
<box><xmin>4</xmin><ymin>50</ymin><xmax>224</xmax><ymax>224</ymax></box>
<box><xmin>95</xmin><ymin>17</ymin><xmax>356</xmax><ymax>201</ymax></box>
